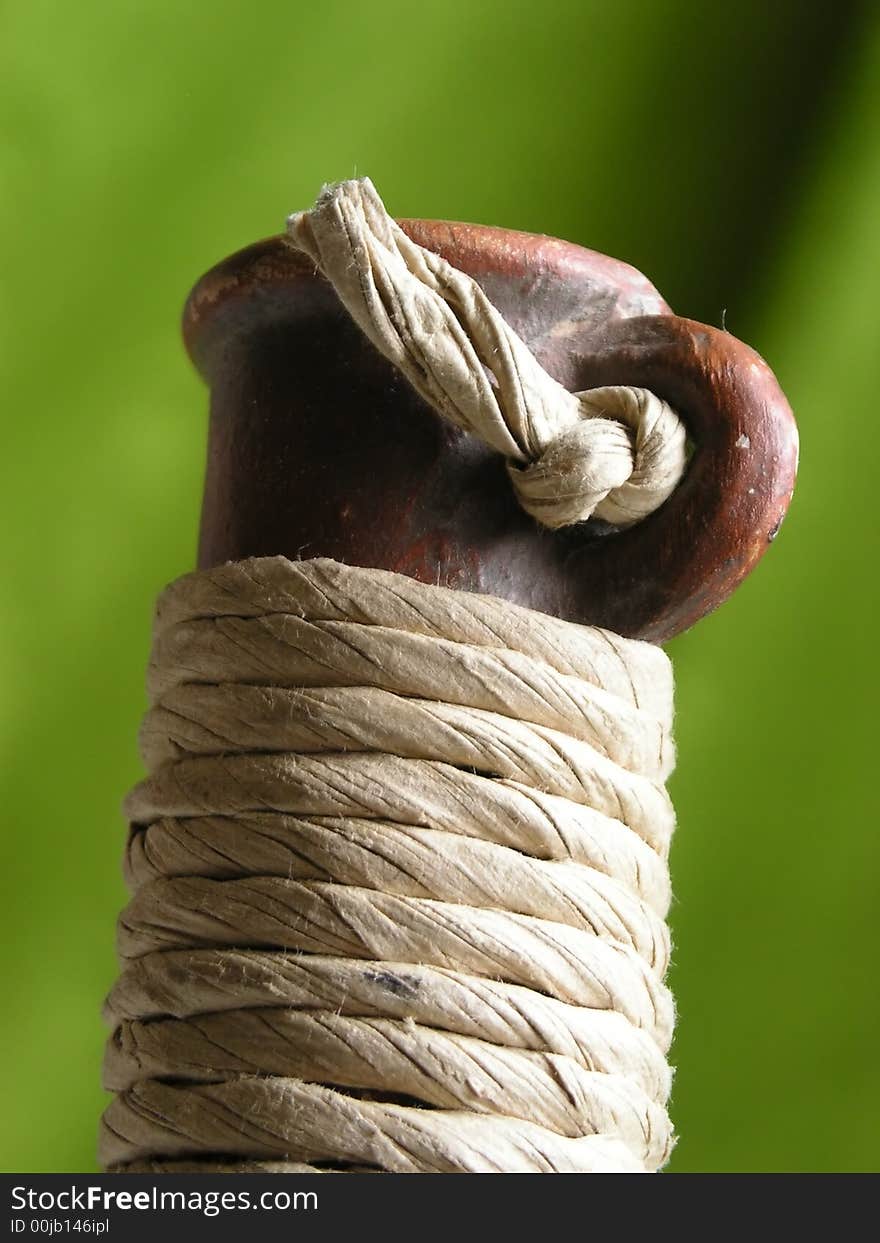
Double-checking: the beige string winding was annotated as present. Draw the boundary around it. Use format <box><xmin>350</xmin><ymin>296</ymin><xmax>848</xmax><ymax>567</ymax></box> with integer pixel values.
<box><xmin>101</xmin><ymin>558</ymin><xmax>676</xmax><ymax>1173</ymax></box>
<box><xmin>100</xmin><ymin>180</ymin><xmax>685</xmax><ymax>1173</ymax></box>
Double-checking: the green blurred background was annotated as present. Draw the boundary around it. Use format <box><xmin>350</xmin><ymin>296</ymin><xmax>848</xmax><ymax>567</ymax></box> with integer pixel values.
<box><xmin>2</xmin><ymin>0</ymin><xmax>878</xmax><ymax>1173</ymax></box>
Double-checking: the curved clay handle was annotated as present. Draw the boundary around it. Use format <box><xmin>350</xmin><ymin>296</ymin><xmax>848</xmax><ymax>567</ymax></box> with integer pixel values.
<box><xmin>183</xmin><ymin>219</ymin><xmax>798</xmax><ymax>641</ymax></box>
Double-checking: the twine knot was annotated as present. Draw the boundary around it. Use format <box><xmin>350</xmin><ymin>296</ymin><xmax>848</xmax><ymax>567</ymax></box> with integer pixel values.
<box><xmin>509</xmin><ymin>386</ymin><xmax>687</xmax><ymax>529</ymax></box>
<box><xmin>286</xmin><ymin>178</ymin><xmax>687</xmax><ymax>530</ymax></box>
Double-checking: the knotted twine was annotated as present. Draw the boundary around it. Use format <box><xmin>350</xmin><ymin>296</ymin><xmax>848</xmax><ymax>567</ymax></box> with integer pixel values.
<box><xmin>100</xmin><ymin>180</ymin><xmax>686</xmax><ymax>1173</ymax></box>
<box><xmin>286</xmin><ymin>178</ymin><xmax>687</xmax><ymax>528</ymax></box>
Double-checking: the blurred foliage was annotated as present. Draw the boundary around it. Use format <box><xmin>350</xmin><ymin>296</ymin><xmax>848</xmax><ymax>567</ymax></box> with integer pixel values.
<box><xmin>1</xmin><ymin>0</ymin><xmax>877</xmax><ymax>1172</ymax></box>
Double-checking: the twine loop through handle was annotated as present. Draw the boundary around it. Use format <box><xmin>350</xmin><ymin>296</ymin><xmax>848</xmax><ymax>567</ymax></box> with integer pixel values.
<box><xmin>286</xmin><ymin>178</ymin><xmax>687</xmax><ymax>530</ymax></box>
